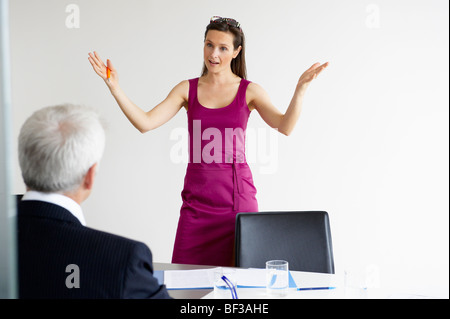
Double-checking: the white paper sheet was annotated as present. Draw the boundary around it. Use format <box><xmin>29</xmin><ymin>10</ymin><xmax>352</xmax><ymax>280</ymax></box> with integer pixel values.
<box><xmin>163</xmin><ymin>267</ymin><xmax>293</xmax><ymax>290</ymax></box>
<box><xmin>163</xmin><ymin>268</ymin><xmax>217</xmax><ymax>289</ymax></box>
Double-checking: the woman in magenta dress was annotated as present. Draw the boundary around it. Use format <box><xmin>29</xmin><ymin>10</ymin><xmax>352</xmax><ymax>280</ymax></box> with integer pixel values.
<box><xmin>88</xmin><ymin>16</ymin><xmax>328</xmax><ymax>266</ymax></box>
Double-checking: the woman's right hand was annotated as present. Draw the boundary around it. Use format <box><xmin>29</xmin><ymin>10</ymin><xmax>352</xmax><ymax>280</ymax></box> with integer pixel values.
<box><xmin>88</xmin><ymin>51</ymin><xmax>119</xmax><ymax>92</ymax></box>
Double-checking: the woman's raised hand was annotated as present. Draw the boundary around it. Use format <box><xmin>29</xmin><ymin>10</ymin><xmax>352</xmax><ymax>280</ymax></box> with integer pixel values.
<box><xmin>297</xmin><ymin>62</ymin><xmax>329</xmax><ymax>90</ymax></box>
<box><xmin>88</xmin><ymin>51</ymin><xmax>118</xmax><ymax>91</ymax></box>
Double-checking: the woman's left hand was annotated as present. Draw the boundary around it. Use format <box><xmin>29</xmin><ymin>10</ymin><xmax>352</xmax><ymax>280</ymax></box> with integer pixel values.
<box><xmin>297</xmin><ymin>62</ymin><xmax>329</xmax><ymax>90</ymax></box>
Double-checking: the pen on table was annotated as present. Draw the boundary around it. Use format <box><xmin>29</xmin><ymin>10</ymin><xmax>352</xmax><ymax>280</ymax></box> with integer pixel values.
<box><xmin>297</xmin><ymin>287</ymin><xmax>336</xmax><ymax>291</ymax></box>
<box><xmin>221</xmin><ymin>275</ymin><xmax>238</xmax><ymax>299</ymax></box>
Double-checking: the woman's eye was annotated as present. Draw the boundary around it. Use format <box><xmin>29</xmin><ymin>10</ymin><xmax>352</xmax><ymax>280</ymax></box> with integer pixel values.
<box><xmin>221</xmin><ymin>47</ymin><xmax>228</xmax><ymax>51</ymax></box>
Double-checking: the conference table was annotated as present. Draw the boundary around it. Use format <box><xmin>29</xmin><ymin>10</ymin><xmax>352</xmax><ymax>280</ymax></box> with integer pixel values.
<box><xmin>153</xmin><ymin>262</ymin><xmax>367</xmax><ymax>299</ymax></box>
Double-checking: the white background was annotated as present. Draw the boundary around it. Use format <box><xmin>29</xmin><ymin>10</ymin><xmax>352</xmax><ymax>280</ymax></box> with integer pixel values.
<box><xmin>9</xmin><ymin>0</ymin><xmax>448</xmax><ymax>297</ymax></box>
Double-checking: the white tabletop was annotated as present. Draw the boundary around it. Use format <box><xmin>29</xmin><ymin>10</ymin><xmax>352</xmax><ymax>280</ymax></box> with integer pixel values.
<box><xmin>202</xmin><ymin>269</ymin><xmax>354</xmax><ymax>299</ymax></box>
<box><xmin>154</xmin><ymin>263</ymin><xmax>439</xmax><ymax>299</ymax></box>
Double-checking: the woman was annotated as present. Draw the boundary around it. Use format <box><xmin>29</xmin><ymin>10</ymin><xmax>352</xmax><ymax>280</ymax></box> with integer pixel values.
<box><xmin>88</xmin><ymin>16</ymin><xmax>328</xmax><ymax>266</ymax></box>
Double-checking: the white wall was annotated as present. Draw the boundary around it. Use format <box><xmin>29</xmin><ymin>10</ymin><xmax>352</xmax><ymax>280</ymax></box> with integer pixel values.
<box><xmin>10</xmin><ymin>0</ymin><xmax>448</xmax><ymax>298</ymax></box>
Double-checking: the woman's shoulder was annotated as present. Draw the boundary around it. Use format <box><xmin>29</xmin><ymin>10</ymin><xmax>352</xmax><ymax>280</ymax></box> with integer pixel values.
<box><xmin>165</xmin><ymin>80</ymin><xmax>191</xmax><ymax>103</ymax></box>
<box><xmin>245</xmin><ymin>81</ymin><xmax>271</xmax><ymax>110</ymax></box>
<box><xmin>246</xmin><ymin>81</ymin><xmax>268</xmax><ymax>95</ymax></box>
<box><xmin>177</xmin><ymin>79</ymin><xmax>192</xmax><ymax>87</ymax></box>
<box><xmin>170</xmin><ymin>79</ymin><xmax>193</xmax><ymax>93</ymax></box>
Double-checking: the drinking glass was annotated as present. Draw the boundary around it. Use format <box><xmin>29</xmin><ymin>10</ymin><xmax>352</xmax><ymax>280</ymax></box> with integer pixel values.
<box><xmin>266</xmin><ymin>260</ymin><xmax>289</xmax><ymax>296</ymax></box>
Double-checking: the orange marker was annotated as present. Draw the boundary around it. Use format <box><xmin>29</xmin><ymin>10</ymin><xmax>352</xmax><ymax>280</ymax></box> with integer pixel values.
<box><xmin>106</xmin><ymin>66</ymin><xmax>111</xmax><ymax>81</ymax></box>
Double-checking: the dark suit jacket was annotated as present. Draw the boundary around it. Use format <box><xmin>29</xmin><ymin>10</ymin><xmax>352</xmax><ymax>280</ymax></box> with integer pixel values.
<box><xmin>18</xmin><ymin>200</ymin><xmax>171</xmax><ymax>299</ymax></box>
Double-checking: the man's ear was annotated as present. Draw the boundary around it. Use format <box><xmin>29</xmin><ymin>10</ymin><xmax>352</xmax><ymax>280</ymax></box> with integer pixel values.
<box><xmin>84</xmin><ymin>163</ymin><xmax>98</xmax><ymax>191</ymax></box>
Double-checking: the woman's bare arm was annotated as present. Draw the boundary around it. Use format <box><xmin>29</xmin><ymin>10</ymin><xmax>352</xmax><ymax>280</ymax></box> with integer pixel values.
<box><xmin>248</xmin><ymin>62</ymin><xmax>329</xmax><ymax>136</ymax></box>
<box><xmin>88</xmin><ymin>51</ymin><xmax>188</xmax><ymax>133</ymax></box>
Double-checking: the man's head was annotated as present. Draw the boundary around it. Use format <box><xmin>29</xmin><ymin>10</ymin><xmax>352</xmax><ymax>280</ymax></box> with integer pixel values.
<box><xmin>18</xmin><ymin>104</ymin><xmax>105</xmax><ymax>202</ymax></box>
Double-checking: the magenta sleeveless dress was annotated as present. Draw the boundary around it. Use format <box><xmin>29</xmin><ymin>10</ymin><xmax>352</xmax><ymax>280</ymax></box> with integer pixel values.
<box><xmin>171</xmin><ymin>77</ymin><xmax>258</xmax><ymax>266</ymax></box>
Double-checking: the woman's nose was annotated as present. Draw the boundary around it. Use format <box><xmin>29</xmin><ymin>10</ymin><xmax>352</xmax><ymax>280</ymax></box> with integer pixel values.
<box><xmin>211</xmin><ymin>47</ymin><xmax>220</xmax><ymax>57</ymax></box>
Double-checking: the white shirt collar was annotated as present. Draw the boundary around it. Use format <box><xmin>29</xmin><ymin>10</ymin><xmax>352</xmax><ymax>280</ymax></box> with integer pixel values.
<box><xmin>22</xmin><ymin>190</ymin><xmax>86</xmax><ymax>226</ymax></box>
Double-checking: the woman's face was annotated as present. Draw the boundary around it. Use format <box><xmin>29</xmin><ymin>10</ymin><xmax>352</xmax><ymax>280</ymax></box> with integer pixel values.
<box><xmin>204</xmin><ymin>30</ymin><xmax>241</xmax><ymax>75</ymax></box>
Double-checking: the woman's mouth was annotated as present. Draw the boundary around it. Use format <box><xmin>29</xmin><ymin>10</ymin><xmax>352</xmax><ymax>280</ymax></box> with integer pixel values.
<box><xmin>209</xmin><ymin>60</ymin><xmax>219</xmax><ymax>66</ymax></box>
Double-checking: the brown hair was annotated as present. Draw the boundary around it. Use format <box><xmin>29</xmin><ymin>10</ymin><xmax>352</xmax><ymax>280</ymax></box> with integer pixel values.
<box><xmin>201</xmin><ymin>20</ymin><xmax>247</xmax><ymax>79</ymax></box>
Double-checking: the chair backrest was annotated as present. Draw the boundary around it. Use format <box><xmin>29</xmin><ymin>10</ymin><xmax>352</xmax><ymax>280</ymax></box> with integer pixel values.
<box><xmin>235</xmin><ymin>211</ymin><xmax>335</xmax><ymax>274</ymax></box>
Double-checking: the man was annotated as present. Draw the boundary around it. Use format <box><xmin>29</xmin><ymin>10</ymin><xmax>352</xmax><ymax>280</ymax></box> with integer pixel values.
<box><xmin>17</xmin><ymin>104</ymin><xmax>170</xmax><ymax>299</ymax></box>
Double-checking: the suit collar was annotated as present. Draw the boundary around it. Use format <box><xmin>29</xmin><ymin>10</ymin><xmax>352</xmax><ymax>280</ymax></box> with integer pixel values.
<box><xmin>22</xmin><ymin>191</ymin><xmax>86</xmax><ymax>225</ymax></box>
<box><xmin>18</xmin><ymin>200</ymin><xmax>83</xmax><ymax>226</ymax></box>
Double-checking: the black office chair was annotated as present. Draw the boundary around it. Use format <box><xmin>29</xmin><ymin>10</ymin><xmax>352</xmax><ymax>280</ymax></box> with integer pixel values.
<box><xmin>235</xmin><ymin>211</ymin><xmax>335</xmax><ymax>274</ymax></box>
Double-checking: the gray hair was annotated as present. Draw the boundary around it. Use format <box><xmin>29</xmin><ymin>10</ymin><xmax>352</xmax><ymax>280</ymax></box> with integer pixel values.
<box><xmin>18</xmin><ymin>104</ymin><xmax>105</xmax><ymax>193</ymax></box>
